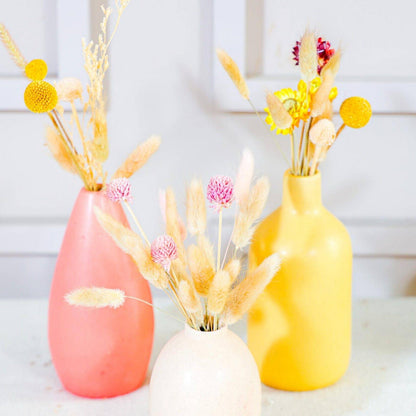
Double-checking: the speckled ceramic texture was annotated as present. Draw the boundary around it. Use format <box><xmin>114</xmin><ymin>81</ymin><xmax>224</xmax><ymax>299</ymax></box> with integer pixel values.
<box><xmin>150</xmin><ymin>325</ymin><xmax>261</xmax><ymax>416</ymax></box>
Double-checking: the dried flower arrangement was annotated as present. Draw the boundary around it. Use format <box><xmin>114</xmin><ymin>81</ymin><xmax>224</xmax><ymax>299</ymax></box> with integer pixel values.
<box><xmin>66</xmin><ymin>150</ymin><xmax>281</xmax><ymax>331</ymax></box>
<box><xmin>217</xmin><ymin>31</ymin><xmax>372</xmax><ymax>176</ymax></box>
<box><xmin>0</xmin><ymin>0</ymin><xmax>160</xmax><ymax>191</ymax></box>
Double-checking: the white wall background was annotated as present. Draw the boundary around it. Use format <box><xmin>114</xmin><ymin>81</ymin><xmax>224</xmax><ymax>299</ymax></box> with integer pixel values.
<box><xmin>0</xmin><ymin>0</ymin><xmax>415</xmax><ymax>298</ymax></box>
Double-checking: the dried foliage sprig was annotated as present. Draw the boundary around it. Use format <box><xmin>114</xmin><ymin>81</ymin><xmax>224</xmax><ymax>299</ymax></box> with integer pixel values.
<box><xmin>67</xmin><ymin>151</ymin><xmax>281</xmax><ymax>332</ymax></box>
<box><xmin>0</xmin><ymin>23</ymin><xmax>27</xmax><ymax>69</ymax></box>
<box><xmin>217</xmin><ymin>30</ymin><xmax>372</xmax><ymax>176</ymax></box>
<box><xmin>0</xmin><ymin>1</ymin><xmax>159</xmax><ymax>191</ymax></box>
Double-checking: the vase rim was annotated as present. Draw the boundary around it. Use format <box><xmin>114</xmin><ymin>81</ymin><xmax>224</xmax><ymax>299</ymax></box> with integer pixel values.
<box><xmin>80</xmin><ymin>184</ymin><xmax>104</xmax><ymax>193</ymax></box>
<box><xmin>285</xmin><ymin>169</ymin><xmax>321</xmax><ymax>180</ymax></box>
<box><xmin>184</xmin><ymin>323</ymin><xmax>228</xmax><ymax>338</ymax></box>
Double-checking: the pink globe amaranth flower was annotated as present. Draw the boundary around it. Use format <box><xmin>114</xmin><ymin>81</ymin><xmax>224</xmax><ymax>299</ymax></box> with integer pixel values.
<box><xmin>207</xmin><ymin>175</ymin><xmax>234</xmax><ymax>212</ymax></box>
<box><xmin>105</xmin><ymin>178</ymin><xmax>133</xmax><ymax>203</ymax></box>
<box><xmin>292</xmin><ymin>36</ymin><xmax>335</xmax><ymax>75</ymax></box>
<box><xmin>151</xmin><ymin>235</ymin><xmax>178</xmax><ymax>271</ymax></box>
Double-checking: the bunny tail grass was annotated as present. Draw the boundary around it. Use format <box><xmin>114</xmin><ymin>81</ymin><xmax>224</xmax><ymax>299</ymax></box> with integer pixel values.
<box><xmin>65</xmin><ymin>287</ymin><xmax>125</xmax><ymax>309</ymax></box>
<box><xmin>223</xmin><ymin>253</ymin><xmax>281</xmax><ymax>325</ymax></box>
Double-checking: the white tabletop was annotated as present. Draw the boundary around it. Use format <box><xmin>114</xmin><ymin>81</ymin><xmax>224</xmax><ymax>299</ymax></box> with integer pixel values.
<box><xmin>0</xmin><ymin>298</ymin><xmax>415</xmax><ymax>415</ymax></box>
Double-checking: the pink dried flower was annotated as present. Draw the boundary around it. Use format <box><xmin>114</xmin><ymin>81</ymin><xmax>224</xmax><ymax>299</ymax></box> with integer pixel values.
<box><xmin>105</xmin><ymin>178</ymin><xmax>132</xmax><ymax>203</ymax></box>
<box><xmin>292</xmin><ymin>36</ymin><xmax>335</xmax><ymax>75</ymax></box>
<box><xmin>151</xmin><ymin>235</ymin><xmax>178</xmax><ymax>271</ymax></box>
<box><xmin>207</xmin><ymin>175</ymin><xmax>234</xmax><ymax>211</ymax></box>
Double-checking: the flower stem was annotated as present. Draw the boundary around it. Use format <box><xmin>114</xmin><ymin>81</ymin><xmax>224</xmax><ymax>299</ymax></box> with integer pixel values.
<box><xmin>290</xmin><ymin>133</ymin><xmax>295</xmax><ymax>174</ymax></box>
<box><xmin>123</xmin><ymin>201</ymin><xmax>150</xmax><ymax>246</ymax></box>
<box><xmin>336</xmin><ymin>123</ymin><xmax>346</xmax><ymax>138</ymax></box>
<box><xmin>247</xmin><ymin>98</ymin><xmax>291</xmax><ymax>167</ymax></box>
<box><xmin>124</xmin><ymin>296</ymin><xmax>184</xmax><ymax>325</ymax></box>
<box><xmin>217</xmin><ymin>209</ymin><xmax>223</xmax><ymax>272</ymax></box>
<box><xmin>70</xmin><ymin>101</ymin><xmax>95</xmax><ymax>187</ymax></box>
<box><xmin>47</xmin><ymin>112</ymin><xmax>90</xmax><ymax>189</ymax></box>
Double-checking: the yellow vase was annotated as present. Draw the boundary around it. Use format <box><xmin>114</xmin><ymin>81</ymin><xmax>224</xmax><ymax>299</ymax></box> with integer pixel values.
<box><xmin>248</xmin><ymin>170</ymin><xmax>352</xmax><ymax>391</ymax></box>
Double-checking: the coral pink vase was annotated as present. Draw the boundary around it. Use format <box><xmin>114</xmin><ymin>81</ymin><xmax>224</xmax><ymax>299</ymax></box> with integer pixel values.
<box><xmin>48</xmin><ymin>188</ymin><xmax>154</xmax><ymax>398</ymax></box>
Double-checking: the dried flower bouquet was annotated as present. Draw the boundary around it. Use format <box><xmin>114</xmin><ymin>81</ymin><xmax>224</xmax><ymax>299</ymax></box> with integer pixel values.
<box><xmin>0</xmin><ymin>0</ymin><xmax>159</xmax><ymax>191</ymax></box>
<box><xmin>217</xmin><ymin>31</ymin><xmax>372</xmax><ymax>176</ymax></box>
<box><xmin>66</xmin><ymin>150</ymin><xmax>281</xmax><ymax>331</ymax></box>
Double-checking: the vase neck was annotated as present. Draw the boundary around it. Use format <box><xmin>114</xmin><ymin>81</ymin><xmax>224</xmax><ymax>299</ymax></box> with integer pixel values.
<box><xmin>281</xmin><ymin>170</ymin><xmax>322</xmax><ymax>214</ymax></box>
<box><xmin>184</xmin><ymin>324</ymin><xmax>228</xmax><ymax>339</ymax></box>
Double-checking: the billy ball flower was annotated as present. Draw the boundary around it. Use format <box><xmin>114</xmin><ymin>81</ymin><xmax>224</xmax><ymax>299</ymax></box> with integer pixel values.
<box><xmin>105</xmin><ymin>178</ymin><xmax>133</xmax><ymax>203</ymax></box>
<box><xmin>340</xmin><ymin>97</ymin><xmax>372</xmax><ymax>128</ymax></box>
<box><xmin>207</xmin><ymin>175</ymin><xmax>234</xmax><ymax>211</ymax></box>
<box><xmin>25</xmin><ymin>59</ymin><xmax>48</xmax><ymax>81</ymax></box>
<box><xmin>151</xmin><ymin>235</ymin><xmax>178</xmax><ymax>271</ymax></box>
<box><xmin>24</xmin><ymin>80</ymin><xmax>58</xmax><ymax>113</ymax></box>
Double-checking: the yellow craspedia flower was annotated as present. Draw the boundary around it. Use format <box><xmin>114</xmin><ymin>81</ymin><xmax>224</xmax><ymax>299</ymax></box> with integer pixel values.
<box><xmin>24</xmin><ymin>80</ymin><xmax>58</xmax><ymax>113</ymax></box>
<box><xmin>25</xmin><ymin>59</ymin><xmax>48</xmax><ymax>81</ymax></box>
<box><xmin>340</xmin><ymin>97</ymin><xmax>372</xmax><ymax>128</ymax></box>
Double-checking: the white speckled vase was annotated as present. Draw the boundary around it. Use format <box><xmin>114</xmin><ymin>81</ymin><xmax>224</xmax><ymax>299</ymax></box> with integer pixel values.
<box><xmin>149</xmin><ymin>325</ymin><xmax>261</xmax><ymax>416</ymax></box>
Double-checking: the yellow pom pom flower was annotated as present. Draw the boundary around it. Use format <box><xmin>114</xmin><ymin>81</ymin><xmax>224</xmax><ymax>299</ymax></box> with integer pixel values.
<box><xmin>24</xmin><ymin>80</ymin><xmax>58</xmax><ymax>113</ymax></box>
<box><xmin>265</xmin><ymin>77</ymin><xmax>325</xmax><ymax>135</ymax></box>
<box><xmin>25</xmin><ymin>59</ymin><xmax>48</xmax><ymax>81</ymax></box>
<box><xmin>340</xmin><ymin>97</ymin><xmax>372</xmax><ymax>128</ymax></box>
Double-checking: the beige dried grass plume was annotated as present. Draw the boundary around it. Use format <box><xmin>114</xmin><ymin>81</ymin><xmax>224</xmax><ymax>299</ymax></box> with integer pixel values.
<box><xmin>112</xmin><ymin>135</ymin><xmax>161</xmax><ymax>179</ymax></box>
<box><xmin>65</xmin><ymin>287</ymin><xmax>125</xmax><ymax>309</ymax></box>
<box><xmin>224</xmin><ymin>258</ymin><xmax>241</xmax><ymax>283</ymax></box>
<box><xmin>188</xmin><ymin>243</ymin><xmax>215</xmax><ymax>296</ymax></box>
<box><xmin>165</xmin><ymin>188</ymin><xmax>186</xmax><ymax>264</ymax></box>
<box><xmin>232</xmin><ymin>176</ymin><xmax>270</xmax><ymax>249</ymax></box>
<box><xmin>266</xmin><ymin>93</ymin><xmax>293</xmax><ymax>130</ymax></box>
<box><xmin>223</xmin><ymin>253</ymin><xmax>281</xmax><ymax>325</ymax></box>
<box><xmin>0</xmin><ymin>23</ymin><xmax>27</xmax><ymax>69</ymax></box>
<box><xmin>216</xmin><ymin>48</ymin><xmax>249</xmax><ymax>99</ymax></box>
<box><xmin>311</xmin><ymin>51</ymin><xmax>341</xmax><ymax>117</ymax></box>
<box><xmin>299</xmin><ymin>30</ymin><xmax>318</xmax><ymax>82</ymax></box>
<box><xmin>178</xmin><ymin>280</ymin><xmax>203</xmax><ymax>317</ymax></box>
<box><xmin>94</xmin><ymin>206</ymin><xmax>168</xmax><ymax>289</ymax></box>
<box><xmin>186</xmin><ymin>179</ymin><xmax>206</xmax><ymax>235</ymax></box>
<box><xmin>207</xmin><ymin>270</ymin><xmax>233</xmax><ymax>315</ymax></box>
<box><xmin>46</xmin><ymin>126</ymin><xmax>77</xmax><ymax>174</ymax></box>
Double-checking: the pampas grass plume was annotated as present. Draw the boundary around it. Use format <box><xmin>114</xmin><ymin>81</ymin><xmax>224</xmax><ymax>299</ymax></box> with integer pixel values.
<box><xmin>321</xmin><ymin>50</ymin><xmax>341</xmax><ymax>79</ymax></box>
<box><xmin>216</xmin><ymin>48</ymin><xmax>249</xmax><ymax>100</ymax></box>
<box><xmin>234</xmin><ymin>149</ymin><xmax>254</xmax><ymax>207</ymax></box>
<box><xmin>186</xmin><ymin>179</ymin><xmax>207</xmax><ymax>235</ymax></box>
<box><xmin>224</xmin><ymin>258</ymin><xmax>241</xmax><ymax>283</ymax></box>
<box><xmin>188</xmin><ymin>244</ymin><xmax>215</xmax><ymax>296</ymax></box>
<box><xmin>65</xmin><ymin>287</ymin><xmax>125</xmax><ymax>309</ymax></box>
<box><xmin>299</xmin><ymin>30</ymin><xmax>318</xmax><ymax>82</ymax></box>
<box><xmin>266</xmin><ymin>93</ymin><xmax>293</xmax><ymax>130</ymax></box>
<box><xmin>224</xmin><ymin>253</ymin><xmax>281</xmax><ymax>325</ymax></box>
<box><xmin>178</xmin><ymin>280</ymin><xmax>203</xmax><ymax>320</ymax></box>
<box><xmin>45</xmin><ymin>126</ymin><xmax>77</xmax><ymax>174</ymax></box>
<box><xmin>94</xmin><ymin>206</ymin><xmax>168</xmax><ymax>289</ymax></box>
<box><xmin>311</xmin><ymin>52</ymin><xmax>341</xmax><ymax>117</ymax></box>
<box><xmin>207</xmin><ymin>270</ymin><xmax>233</xmax><ymax>315</ymax></box>
<box><xmin>165</xmin><ymin>188</ymin><xmax>186</xmax><ymax>262</ymax></box>
<box><xmin>112</xmin><ymin>135</ymin><xmax>160</xmax><ymax>179</ymax></box>
<box><xmin>232</xmin><ymin>176</ymin><xmax>270</xmax><ymax>249</ymax></box>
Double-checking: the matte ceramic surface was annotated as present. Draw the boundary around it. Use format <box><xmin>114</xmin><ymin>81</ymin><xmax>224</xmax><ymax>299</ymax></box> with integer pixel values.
<box><xmin>248</xmin><ymin>171</ymin><xmax>352</xmax><ymax>391</ymax></box>
<box><xmin>150</xmin><ymin>325</ymin><xmax>261</xmax><ymax>416</ymax></box>
<box><xmin>48</xmin><ymin>188</ymin><xmax>154</xmax><ymax>398</ymax></box>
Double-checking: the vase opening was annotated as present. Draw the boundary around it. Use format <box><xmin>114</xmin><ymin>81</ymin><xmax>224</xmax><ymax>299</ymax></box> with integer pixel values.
<box><xmin>83</xmin><ymin>183</ymin><xmax>104</xmax><ymax>192</ymax></box>
<box><xmin>283</xmin><ymin>169</ymin><xmax>322</xmax><ymax>213</ymax></box>
<box><xmin>184</xmin><ymin>323</ymin><xmax>228</xmax><ymax>338</ymax></box>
